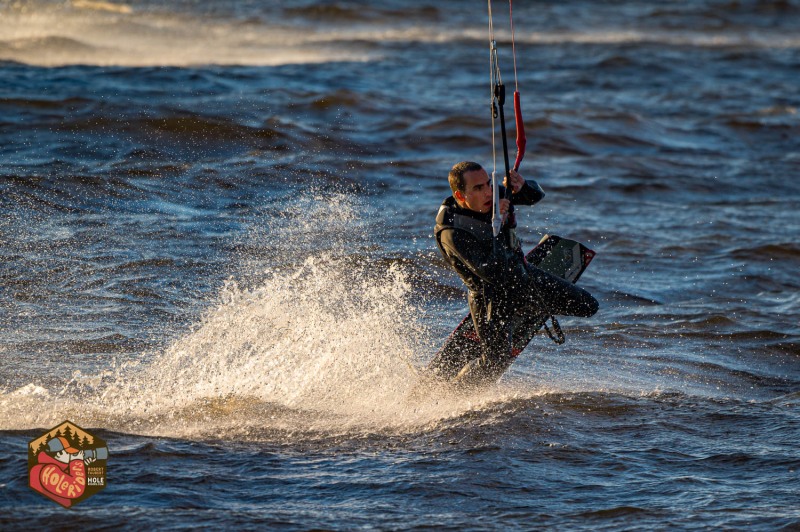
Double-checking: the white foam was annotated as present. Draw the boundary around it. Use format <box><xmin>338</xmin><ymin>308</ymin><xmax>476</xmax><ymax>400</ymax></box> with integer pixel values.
<box><xmin>71</xmin><ymin>0</ymin><xmax>133</xmax><ymax>15</ymax></box>
<box><xmin>6</xmin><ymin>383</ymin><xmax>49</xmax><ymax>398</ymax></box>
<box><xmin>0</xmin><ymin>254</ymin><xmax>517</xmax><ymax>439</ymax></box>
<box><xmin>0</xmin><ymin>3</ymin><xmax>378</xmax><ymax>67</ymax></box>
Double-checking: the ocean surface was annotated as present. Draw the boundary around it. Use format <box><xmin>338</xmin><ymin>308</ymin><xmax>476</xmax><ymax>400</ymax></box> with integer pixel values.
<box><xmin>1</xmin><ymin>0</ymin><xmax>799</xmax><ymax>528</ymax></box>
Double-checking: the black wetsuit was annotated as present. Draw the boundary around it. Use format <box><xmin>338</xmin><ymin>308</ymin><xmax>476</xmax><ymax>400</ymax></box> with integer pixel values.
<box><xmin>431</xmin><ymin>181</ymin><xmax>598</xmax><ymax>385</ymax></box>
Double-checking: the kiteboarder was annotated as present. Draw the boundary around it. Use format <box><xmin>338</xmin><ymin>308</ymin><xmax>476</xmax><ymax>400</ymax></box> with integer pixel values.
<box><xmin>433</xmin><ymin>161</ymin><xmax>599</xmax><ymax>387</ymax></box>
<box><xmin>424</xmin><ymin>2</ymin><xmax>598</xmax><ymax>389</ymax></box>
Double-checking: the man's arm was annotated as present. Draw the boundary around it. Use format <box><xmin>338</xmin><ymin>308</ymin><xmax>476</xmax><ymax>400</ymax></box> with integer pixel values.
<box><xmin>504</xmin><ymin>169</ymin><xmax>545</xmax><ymax>206</ymax></box>
<box><xmin>511</xmin><ymin>179</ymin><xmax>545</xmax><ymax>205</ymax></box>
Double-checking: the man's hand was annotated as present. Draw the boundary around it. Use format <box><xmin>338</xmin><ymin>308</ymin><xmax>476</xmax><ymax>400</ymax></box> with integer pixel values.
<box><xmin>498</xmin><ymin>198</ymin><xmax>511</xmax><ymax>222</ymax></box>
<box><xmin>503</xmin><ymin>169</ymin><xmax>526</xmax><ymax>194</ymax></box>
<box><xmin>70</xmin><ymin>450</ymin><xmax>85</xmax><ymax>462</ymax></box>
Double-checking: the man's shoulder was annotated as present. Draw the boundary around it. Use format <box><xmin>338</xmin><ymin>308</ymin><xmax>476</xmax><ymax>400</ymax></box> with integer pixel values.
<box><xmin>435</xmin><ymin>197</ymin><xmax>455</xmax><ymax>224</ymax></box>
<box><xmin>437</xmin><ymin>222</ymin><xmax>486</xmax><ymax>253</ymax></box>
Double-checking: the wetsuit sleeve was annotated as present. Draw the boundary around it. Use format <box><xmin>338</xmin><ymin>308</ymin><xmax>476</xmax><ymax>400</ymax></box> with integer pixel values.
<box><xmin>438</xmin><ymin>228</ymin><xmax>528</xmax><ymax>288</ymax></box>
<box><xmin>510</xmin><ymin>180</ymin><xmax>545</xmax><ymax>206</ymax></box>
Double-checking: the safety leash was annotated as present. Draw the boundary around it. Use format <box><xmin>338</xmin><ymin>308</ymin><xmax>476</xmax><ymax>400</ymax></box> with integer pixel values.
<box><xmin>543</xmin><ymin>316</ymin><xmax>566</xmax><ymax>344</ymax></box>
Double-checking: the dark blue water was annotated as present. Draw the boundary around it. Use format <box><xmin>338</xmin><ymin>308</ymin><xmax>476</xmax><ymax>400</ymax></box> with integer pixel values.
<box><xmin>2</xmin><ymin>0</ymin><xmax>799</xmax><ymax>529</ymax></box>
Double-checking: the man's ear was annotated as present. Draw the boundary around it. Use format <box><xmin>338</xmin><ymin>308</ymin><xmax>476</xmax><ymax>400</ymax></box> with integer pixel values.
<box><xmin>454</xmin><ymin>190</ymin><xmax>465</xmax><ymax>203</ymax></box>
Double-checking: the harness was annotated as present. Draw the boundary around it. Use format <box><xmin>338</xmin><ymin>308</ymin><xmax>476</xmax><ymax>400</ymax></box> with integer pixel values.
<box><xmin>434</xmin><ymin>198</ymin><xmax>523</xmax><ymax>295</ymax></box>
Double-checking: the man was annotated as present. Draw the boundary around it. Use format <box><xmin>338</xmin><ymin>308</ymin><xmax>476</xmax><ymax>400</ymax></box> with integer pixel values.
<box><xmin>432</xmin><ymin>161</ymin><xmax>598</xmax><ymax>386</ymax></box>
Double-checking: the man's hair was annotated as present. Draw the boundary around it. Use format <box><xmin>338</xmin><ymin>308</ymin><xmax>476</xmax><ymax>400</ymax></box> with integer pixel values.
<box><xmin>448</xmin><ymin>161</ymin><xmax>483</xmax><ymax>195</ymax></box>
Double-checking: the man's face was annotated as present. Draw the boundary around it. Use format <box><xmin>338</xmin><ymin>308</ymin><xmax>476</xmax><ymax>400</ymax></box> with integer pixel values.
<box><xmin>456</xmin><ymin>168</ymin><xmax>493</xmax><ymax>214</ymax></box>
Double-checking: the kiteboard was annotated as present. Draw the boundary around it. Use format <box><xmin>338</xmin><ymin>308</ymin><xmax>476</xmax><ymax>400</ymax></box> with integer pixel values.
<box><xmin>426</xmin><ymin>234</ymin><xmax>595</xmax><ymax>383</ymax></box>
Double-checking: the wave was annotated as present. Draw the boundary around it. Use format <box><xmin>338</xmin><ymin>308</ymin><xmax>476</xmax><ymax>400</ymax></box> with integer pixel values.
<box><xmin>513</xmin><ymin>29</ymin><xmax>800</xmax><ymax>49</ymax></box>
<box><xmin>0</xmin><ymin>96</ymin><xmax>92</xmax><ymax>110</ymax></box>
<box><xmin>39</xmin><ymin>111</ymin><xmax>367</xmax><ymax>160</ymax></box>
<box><xmin>770</xmin><ymin>341</ymin><xmax>800</xmax><ymax>356</ymax></box>
<box><xmin>0</xmin><ymin>4</ymin><xmax>378</xmax><ymax>67</ymax></box>
<box><xmin>2</xmin><ymin>1</ymin><xmax>800</xmax><ymax>67</ymax></box>
<box><xmin>283</xmin><ymin>4</ymin><xmax>441</xmax><ymax>23</ymax></box>
<box><xmin>725</xmin><ymin>118</ymin><xmax>799</xmax><ymax>132</ymax></box>
<box><xmin>71</xmin><ymin>0</ymin><xmax>132</xmax><ymax>14</ymax></box>
<box><xmin>2</xmin><ymin>381</ymin><xmax>786</xmax><ymax>446</ymax></box>
<box><xmin>729</xmin><ymin>242</ymin><xmax>800</xmax><ymax>261</ymax></box>
<box><xmin>68</xmin><ymin>115</ymin><xmax>288</xmax><ymax>144</ymax></box>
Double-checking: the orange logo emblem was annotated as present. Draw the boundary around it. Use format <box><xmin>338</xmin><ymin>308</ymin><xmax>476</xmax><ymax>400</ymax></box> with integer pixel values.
<box><xmin>28</xmin><ymin>421</ymin><xmax>108</xmax><ymax>508</ymax></box>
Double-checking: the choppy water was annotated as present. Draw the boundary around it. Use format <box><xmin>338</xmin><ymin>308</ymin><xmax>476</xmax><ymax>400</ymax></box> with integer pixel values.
<box><xmin>1</xmin><ymin>0</ymin><xmax>799</xmax><ymax>528</ymax></box>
